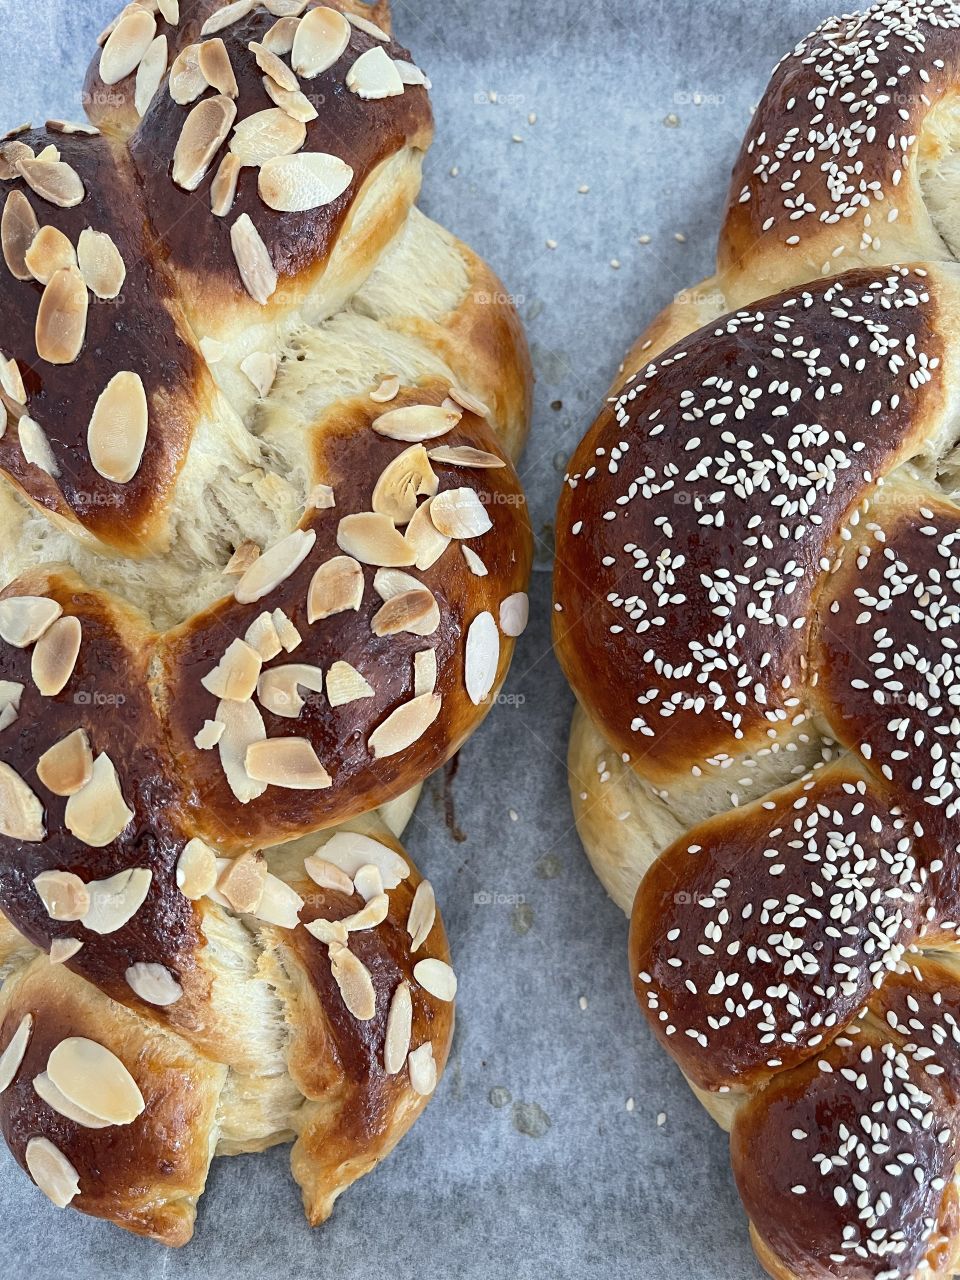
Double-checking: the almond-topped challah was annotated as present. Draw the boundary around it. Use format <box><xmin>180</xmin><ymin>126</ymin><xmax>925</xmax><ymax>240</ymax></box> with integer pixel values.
<box><xmin>0</xmin><ymin>0</ymin><xmax>532</xmax><ymax>1245</ymax></box>
<box><xmin>554</xmin><ymin>3</ymin><xmax>960</xmax><ymax>1278</ymax></box>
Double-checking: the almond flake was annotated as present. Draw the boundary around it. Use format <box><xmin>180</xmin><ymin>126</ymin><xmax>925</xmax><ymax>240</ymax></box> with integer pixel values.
<box><xmin>36</xmin><ymin>266</ymin><xmax>87</xmax><ymax>364</ymax></box>
<box><xmin>19</xmin><ymin>415</ymin><xmax>60</xmax><ymax>476</ymax></box>
<box><xmin>230</xmin><ymin>107</ymin><xmax>305</xmax><ymax>166</ymax></box>
<box><xmin>250</xmin><ymin>39</ymin><xmax>299</xmax><ymax>91</ymax></box>
<box><xmin>169</xmin><ymin>43</ymin><xmax>206</xmax><ymax>105</ymax></box>
<box><xmin>200</xmin><ymin>335</ymin><xmax>227</xmax><ymax>363</ymax></box>
<box><xmin>370</xmin><ymin>375</ymin><xmax>400</xmax><ymax>403</ymax></box>
<box><xmin>77</xmin><ymin>228</ymin><xmax>126</xmax><ymax>299</ymax></box>
<box><xmin>202</xmin><ymin>638</ymin><xmax>262</xmax><ymax>701</ymax></box>
<box><xmin>394</xmin><ymin>59</ymin><xmax>430</xmax><ymax>88</ymax></box>
<box><xmin>307</xmin><ymin>554</ymin><xmax>363</xmax><ymax>622</ymax></box>
<box><xmin>1</xmin><ymin>190</ymin><xmax>38</xmax><ymax>280</ymax></box>
<box><xmin>461</xmin><ymin>545</ymin><xmax>487</xmax><ymax>576</ymax></box>
<box><xmin>500</xmin><ymin>592</ymin><xmax>529</xmax><ymax>637</ymax></box>
<box><xmin>346</xmin><ymin>46</ymin><xmax>404</xmax><ymax>99</ymax></box>
<box><xmin>157</xmin><ymin>0</ymin><xmax>179</xmax><ymax>21</ymax></box>
<box><xmin>0</xmin><ymin>401</ymin><xmax>6</xmax><ymax>442</ymax></box>
<box><xmin>372</xmin><ymin>403</ymin><xmax>460</xmax><ymax>442</ymax></box>
<box><xmin>25</xmin><ymin>1138</ymin><xmax>80</xmax><ymax>1208</ymax></box>
<box><xmin>0</xmin><ymin>680</ymin><xmax>23</xmax><ymax>732</ymax></box>
<box><xmin>82</xmin><ymin>867</ymin><xmax>152</xmax><ymax>934</ymax></box>
<box><xmin>307</xmin><ymin>913</ymin><xmax>348</xmax><ymax>947</ymax></box>
<box><xmin>292</xmin><ymin>5</ymin><xmax>350</xmax><ymax>77</ymax></box>
<box><xmin>45</xmin><ymin>120</ymin><xmax>99</xmax><ymax>137</ymax></box>
<box><xmin>262</xmin><ymin>76</ymin><xmax>319</xmax><ymax>122</ymax></box>
<box><xmin>329</xmin><ymin>942</ymin><xmax>376</xmax><ymax>1019</ymax></box>
<box><xmin>306</xmin><ymin>482</ymin><xmax>335</xmax><ymax>510</ymax></box>
<box><xmin>211</xmin><ymin>152</ymin><xmax>243</xmax><ymax>217</ymax></box>
<box><xmin>316</xmin><ymin>830</ymin><xmax>409</xmax><ymax>888</ymax></box>
<box><xmin>264</xmin><ymin>0</ymin><xmax>309</xmax><ymax>15</ymax></box>
<box><xmin>430</xmin><ymin>487</ymin><xmax>492</xmax><ymax>539</ymax></box>
<box><xmin>255</xmin><ymin>872</ymin><xmax>304</xmax><ymax>927</ymax></box>
<box><xmin>173</xmin><ymin>94</ymin><xmax>237</xmax><ymax>191</ymax></box>
<box><xmin>0</xmin><ymin>596</ymin><xmax>61</xmax><ymax>646</ymax></box>
<box><xmin>371</xmin><ymin>588</ymin><xmax>439</xmax><ymax>638</ymax></box>
<box><xmin>326</xmin><ymin>660</ymin><xmax>374</xmax><ymax>707</ymax></box>
<box><xmin>259</xmin><ymin>150</ymin><xmax>353</xmax><ymax>212</ymax></box>
<box><xmin>176</xmin><ymin>837</ymin><xmax>218</xmax><ymax>899</ymax></box>
<box><xmin>353</xmin><ymin>863</ymin><xmax>383</xmax><ymax>900</ymax></box>
<box><xmin>257</xmin><ymin>662</ymin><xmax>324</xmax><ymax>718</ymax></box>
<box><xmin>273</xmin><ymin>608</ymin><xmax>301</xmax><ymax>651</ymax></box>
<box><xmin>337</xmin><ymin>512</ymin><xmax>414</xmax><ymax>567</ymax></box>
<box><xmin>47</xmin><ymin>1037</ymin><xmax>145</xmax><ymax>1125</ymax></box>
<box><xmin>33</xmin><ymin>871</ymin><xmax>88</xmax><ymax>921</ymax></box>
<box><xmin>407</xmin><ymin>879</ymin><xmax>436</xmax><ymax>951</ymax></box>
<box><xmin>384</xmin><ymin>982</ymin><xmax>412</xmax><ymax>1074</ymax></box>
<box><xmin>31</xmin><ymin>615</ymin><xmax>81</xmax><ymax>696</ymax></box>
<box><xmin>347</xmin><ymin>13</ymin><xmax>390</xmax><ymax>40</ymax></box>
<box><xmin>240</xmin><ymin>350</ymin><xmax>278</xmax><ymax>397</ymax></box>
<box><xmin>303</xmin><ymin>854</ymin><xmax>354</xmax><ymax>894</ymax></box>
<box><xmin>99</xmin><ymin>8</ymin><xmax>156</xmax><ymax>83</ymax></box>
<box><xmin>428</xmin><ymin>445</ymin><xmax>504</xmax><ymax>469</ymax></box>
<box><xmin>414</xmin><ymin>957</ymin><xmax>456</xmax><ymax>1002</ymax></box>
<box><xmin>216</xmin><ymin>697</ymin><xmax>267</xmax><ymax>802</ymax></box>
<box><xmin>372</xmin><ymin>444</ymin><xmax>438</xmax><ymax>524</ymax></box>
<box><xmin>125</xmin><ymin>962</ymin><xmax>183</xmax><ymax>1006</ymax></box>
<box><xmin>465</xmin><ymin>611</ymin><xmax>499</xmax><ymax>705</ymax></box>
<box><xmin>217</xmin><ymin>850</ymin><xmax>267</xmax><ymax>912</ymax></box>
<box><xmin>49</xmin><ymin>938</ymin><xmax>83</xmax><ymax>965</ymax></box>
<box><xmin>200</xmin><ymin>0</ymin><xmax>256</xmax><ymax>36</ymax></box>
<box><xmin>369</xmin><ymin>692</ymin><xmax>441</xmax><ymax>758</ymax></box>
<box><xmin>135</xmin><ymin>34</ymin><xmax>168</xmax><ymax>116</ymax></box>
<box><xmin>341</xmin><ymin>892</ymin><xmax>388</xmax><ymax>931</ymax></box>
<box><xmin>65</xmin><ymin>753</ymin><xmax>133</xmax><ymax>848</ymax></box>
<box><xmin>373</xmin><ymin>568</ymin><xmax>421</xmax><ymax>599</ymax></box>
<box><xmin>199</xmin><ymin>37</ymin><xmax>238</xmax><ymax>96</ymax></box>
<box><xmin>235</xmin><ymin>527</ymin><xmax>315</xmax><ymax>603</ymax></box>
<box><xmin>18</xmin><ymin>158</ymin><xmax>84</xmax><ymax>208</ymax></box>
<box><xmin>263</xmin><ymin>16</ymin><xmax>301</xmax><ymax>55</ymax></box>
<box><xmin>0</xmin><ymin>762</ymin><xmax>44</xmax><ymax>840</ymax></box>
<box><xmin>404</xmin><ymin>499</ymin><xmax>450</xmax><ymax>570</ymax></box>
<box><xmin>24</xmin><ymin>224</ymin><xmax>77</xmax><ymax>285</ymax></box>
<box><xmin>87</xmin><ymin>370</ymin><xmax>148</xmax><ymax>483</ymax></box>
<box><xmin>194</xmin><ymin>719</ymin><xmax>225</xmax><ymax>750</ymax></box>
<box><xmin>33</xmin><ymin>1071</ymin><xmax>109</xmax><ymax>1127</ymax></box>
<box><xmin>225</xmin><ymin>540</ymin><xmax>260</xmax><ymax>576</ymax></box>
<box><xmin>407</xmin><ymin>1042</ymin><xmax>437</xmax><ymax>1095</ymax></box>
<box><xmin>0</xmin><ymin>139</ymin><xmax>34</xmax><ymax>182</ymax></box>
<box><xmin>447</xmin><ymin>384</ymin><xmax>490</xmax><ymax>417</ymax></box>
<box><xmin>245</xmin><ymin>737</ymin><xmax>332</xmax><ymax>789</ymax></box>
<box><xmin>244</xmin><ymin>610</ymin><xmax>281</xmax><ymax>659</ymax></box>
<box><xmin>37</xmin><ymin>729</ymin><xmax>92</xmax><ymax>796</ymax></box>
<box><xmin>231</xmin><ymin>212</ymin><xmax>277</xmax><ymax>305</ymax></box>
<box><xmin>0</xmin><ymin>354</ymin><xmax>26</xmax><ymax>404</ymax></box>
<box><xmin>0</xmin><ymin>1014</ymin><xmax>32</xmax><ymax>1092</ymax></box>
<box><xmin>413</xmin><ymin>648</ymin><xmax>437</xmax><ymax>697</ymax></box>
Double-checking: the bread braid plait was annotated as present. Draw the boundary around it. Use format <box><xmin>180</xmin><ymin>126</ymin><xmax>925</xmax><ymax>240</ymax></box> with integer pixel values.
<box><xmin>553</xmin><ymin>2</ymin><xmax>960</xmax><ymax>1277</ymax></box>
<box><xmin>0</xmin><ymin>0</ymin><xmax>532</xmax><ymax>1245</ymax></box>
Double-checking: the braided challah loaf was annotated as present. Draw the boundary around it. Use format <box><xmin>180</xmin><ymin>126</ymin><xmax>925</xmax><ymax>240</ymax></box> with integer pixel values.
<box><xmin>554</xmin><ymin>2</ymin><xmax>960</xmax><ymax>1277</ymax></box>
<box><xmin>0</xmin><ymin>0</ymin><xmax>532</xmax><ymax>1245</ymax></box>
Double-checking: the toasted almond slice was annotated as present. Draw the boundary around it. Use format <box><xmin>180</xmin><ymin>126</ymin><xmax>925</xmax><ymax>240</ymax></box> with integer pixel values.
<box><xmin>157</xmin><ymin>0</ymin><xmax>179</xmax><ymax>21</ymax></box>
<box><xmin>37</xmin><ymin>729</ymin><xmax>93</xmax><ymax>796</ymax></box>
<box><xmin>31</xmin><ymin>616</ymin><xmax>81</xmax><ymax>697</ymax></box>
<box><xmin>0</xmin><ymin>761</ymin><xmax>44</xmax><ymax>840</ymax></box>
<box><xmin>24</xmin><ymin>224</ymin><xmax>77</xmax><ymax>285</ymax></box>
<box><xmin>176</xmin><ymin>837</ymin><xmax>218</xmax><ymax>899</ymax></box>
<box><xmin>372</xmin><ymin>444</ymin><xmax>438</xmax><ymax>524</ymax></box>
<box><xmin>369</xmin><ymin>692</ymin><xmax>441</xmax><ymax>759</ymax></box>
<box><xmin>414</xmin><ymin>956</ymin><xmax>456</xmax><ymax>1002</ymax></box>
<box><xmin>0</xmin><ymin>354</ymin><xmax>26</xmax><ymax>404</ymax></box>
<box><xmin>36</xmin><ymin>266</ymin><xmax>87</xmax><ymax>365</ymax></box>
<box><xmin>64</xmin><ymin>754</ymin><xmax>133</xmax><ymax>848</ymax></box>
<box><xmin>0</xmin><ymin>702</ymin><xmax>16</xmax><ymax>733</ymax></box>
<box><xmin>18</xmin><ymin>158</ymin><xmax>85</xmax><ymax>209</ymax></box>
<box><xmin>0</xmin><ymin>139</ymin><xmax>34</xmax><ymax>181</ymax></box>
<box><xmin>82</xmin><ymin>867</ymin><xmax>152</xmax><ymax>934</ymax></box>
<box><xmin>263</xmin><ymin>76</ymin><xmax>319</xmax><ymax>122</ymax></box>
<box><xmin>245</xmin><ymin>610</ymin><xmax>281</xmax><ymax>659</ymax></box>
<box><xmin>217</xmin><ymin>697</ymin><xmax>267</xmax><ymax>803</ymax></box>
<box><xmin>34</xmin><ymin>871</ymin><xmax>88</xmax><ymax>920</ymax></box>
<box><xmin>292</xmin><ymin>5</ymin><xmax>350</xmax><ymax>77</ymax></box>
<box><xmin>200</xmin><ymin>335</ymin><xmax>226</xmax><ymax>364</ymax></box>
<box><xmin>428</xmin><ymin>445</ymin><xmax>504</xmax><ymax>469</ymax></box>
<box><xmin>77</xmin><ymin>228</ymin><xmax>126</xmax><ymax>299</ymax></box>
<box><xmin>341</xmin><ymin>892</ymin><xmax>388</xmax><ymax>931</ymax></box>
<box><xmin>240</xmin><ymin>350</ymin><xmax>278</xmax><ymax>397</ymax></box>
<box><xmin>347</xmin><ymin>45</ymin><xmax>404</xmax><ymax>99</ymax></box>
<box><xmin>347</xmin><ymin>12</ymin><xmax>390</xmax><ymax>40</ymax></box>
<box><xmin>370</xmin><ymin>375</ymin><xmax>400</xmax><ymax>403</ymax></box>
<box><xmin>384</xmin><ymin>982</ymin><xmax>411</xmax><ymax>1074</ymax></box>
<box><xmin>462</xmin><ymin>545</ymin><xmax>488</xmax><ymax>577</ymax></box>
<box><xmin>0</xmin><ymin>1014</ymin><xmax>32</xmax><ymax>1092</ymax></box>
<box><xmin>337</xmin><ymin>512</ymin><xmax>415</xmax><ymax>567</ymax></box>
<box><xmin>0</xmin><ymin>595</ymin><xmax>61</xmax><ymax>646</ymax></box>
<box><xmin>307</xmin><ymin>482</ymin><xmax>335</xmax><ymax>510</ymax></box>
<box><xmin>125</xmin><ymin>961</ymin><xmax>183</xmax><ymax>1006</ymax></box>
<box><xmin>135</xmin><ymin>33</ymin><xmax>168</xmax><ymax>116</ymax></box>
<box><xmin>500</xmin><ymin>592</ymin><xmax>529</xmax><ymax>637</ymax></box>
<box><xmin>245</xmin><ymin>737</ymin><xmax>331</xmax><ymax>789</ymax></box>
<box><xmin>413</xmin><ymin>648</ymin><xmax>437</xmax><ymax>698</ymax></box>
<box><xmin>407</xmin><ymin>879</ymin><xmax>436</xmax><ymax>951</ymax></box>
<box><xmin>169</xmin><ymin>42</ymin><xmax>206</xmax><ymax>104</ymax></box>
<box><xmin>447</xmin><ymin>384</ymin><xmax>490</xmax><ymax>417</ymax></box>
<box><xmin>100</xmin><ymin>8</ymin><xmax>157</xmax><ymax>83</ymax></box>
<box><xmin>371</xmin><ymin>588</ymin><xmax>439</xmax><ymax>638</ymax></box>
<box><xmin>0</xmin><ymin>679</ymin><xmax>23</xmax><ymax>722</ymax></box>
<box><xmin>34</xmin><ymin>144</ymin><xmax>61</xmax><ymax>164</ymax></box>
<box><xmin>250</xmin><ymin>39</ymin><xmax>299</xmax><ymax>91</ymax></box>
<box><xmin>231</xmin><ymin>212</ymin><xmax>277</xmax><ymax>305</ymax></box>
<box><xmin>394</xmin><ymin>59</ymin><xmax>430</xmax><ymax>88</ymax></box>
<box><xmin>305</xmin><ymin>917</ymin><xmax>348</xmax><ymax>946</ymax></box>
<box><xmin>263</xmin><ymin>16</ymin><xmax>300</xmax><ymax>55</ymax></box>
<box><xmin>273</xmin><ymin>608</ymin><xmax>301</xmax><ymax>652</ymax></box>
<box><xmin>48</xmin><ymin>1037</ymin><xmax>145</xmax><ymax>1125</ymax></box>
<box><xmin>430</xmin><ymin>488</ymin><xmax>492</xmax><ymax>539</ymax></box>
<box><xmin>259</xmin><ymin>151</ymin><xmax>353</xmax><ymax>212</ymax></box>
<box><xmin>405</xmin><ymin>499</ymin><xmax>450</xmax><ymax>570</ymax></box>
<box><xmin>257</xmin><ymin>662</ymin><xmax>324</xmax><ymax>718</ymax></box>
<box><xmin>217</xmin><ymin>850</ymin><xmax>267</xmax><ymax>912</ymax></box>
<box><xmin>353</xmin><ymin>863</ymin><xmax>383</xmax><ymax>900</ymax></box>
<box><xmin>330</xmin><ymin>942</ymin><xmax>376</xmax><ymax>1020</ymax></box>
<box><xmin>2</xmin><ymin>190</ymin><xmax>38</xmax><ymax>280</ymax></box>
<box><xmin>317</xmin><ymin>830</ymin><xmax>410</xmax><ymax>888</ymax></box>
<box><xmin>19</xmin><ymin>415</ymin><xmax>60</xmax><ymax>477</ymax></box>
<box><xmin>264</xmin><ymin>0</ymin><xmax>309</xmax><ymax>14</ymax></box>
<box><xmin>407</xmin><ymin>1042</ymin><xmax>437</xmax><ymax>1095</ymax></box>
<box><xmin>254</xmin><ymin>872</ymin><xmax>304</xmax><ymax>928</ymax></box>
<box><xmin>45</xmin><ymin>120</ymin><xmax>99</xmax><ymax>136</ymax></box>
<box><xmin>465</xmin><ymin>611</ymin><xmax>500</xmax><ymax>706</ymax></box>
<box><xmin>372</xmin><ymin>403</ymin><xmax>460</xmax><ymax>442</ymax></box>
<box><xmin>25</xmin><ymin>1138</ymin><xmax>80</xmax><ymax>1208</ymax></box>
<box><xmin>307</xmin><ymin>555</ymin><xmax>363</xmax><ymax>622</ymax></box>
<box><xmin>325</xmin><ymin>660</ymin><xmax>374</xmax><ymax>708</ymax></box>
<box><xmin>200</xmin><ymin>0</ymin><xmax>256</xmax><ymax>35</ymax></box>
<box><xmin>49</xmin><ymin>938</ymin><xmax>83</xmax><ymax>965</ymax></box>
<box><xmin>201</xmin><ymin>638</ymin><xmax>262</xmax><ymax>701</ymax></box>
<box><xmin>226</xmin><ymin>540</ymin><xmax>261</xmax><ymax>577</ymax></box>
<box><xmin>199</xmin><ymin>37</ymin><xmax>238</xmax><ymax>96</ymax></box>
<box><xmin>195</xmin><ymin>719</ymin><xmax>225</xmax><ymax>750</ymax></box>
<box><xmin>373</xmin><ymin>568</ymin><xmax>422</xmax><ymax>600</ymax></box>
<box><xmin>87</xmin><ymin>371</ymin><xmax>148</xmax><ymax>484</ymax></box>
<box><xmin>173</xmin><ymin>94</ymin><xmax>236</xmax><ymax>191</ymax></box>
<box><xmin>211</xmin><ymin>152</ymin><xmax>243</xmax><ymax>217</ymax></box>
<box><xmin>230</xmin><ymin>108</ymin><xmax>305</xmax><ymax>166</ymax></box>
<box><xmin>33</xmin><ymin>1071</ymin><xmax>109</xmax><ymax>1127</ymax></box>
<box><xmin>235</xmin><ymin>527</ymin><xmax>315</xmax><ymax>603</ymax></box>
<box><xmin>303</xmin><ymin>855</ymin><xmax>354</xmax><ymax>894</ymax></box>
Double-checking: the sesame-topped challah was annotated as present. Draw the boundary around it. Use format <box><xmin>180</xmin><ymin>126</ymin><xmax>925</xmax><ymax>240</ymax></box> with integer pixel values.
<box><xmin>0</xmin><ymin>0</ymin><xmax>532</xmax><ymax>1245</ymax></box>
<box><xmin>554</xmin><ymin>2</ymin><xmax>960</xmax><ymax>1278</ymax></box>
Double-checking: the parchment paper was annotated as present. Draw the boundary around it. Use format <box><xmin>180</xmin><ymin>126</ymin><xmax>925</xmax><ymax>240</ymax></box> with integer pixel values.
<box><xmin>0</xmin><ymin>3</ymin><xmax>836</xmax><ymax>1276</ymax></box>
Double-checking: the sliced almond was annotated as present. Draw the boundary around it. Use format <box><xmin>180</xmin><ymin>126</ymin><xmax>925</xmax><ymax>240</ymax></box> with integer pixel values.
<box><xmin>211</xmin><ymin>152</ymin><xmax>243</xmax><ymax>217</ymax></box>
<box><xmin>125</xmin><ymin>961</ymin><xmax>183</xmax><ymax>1006</ymax></box>
<box><xmin>87</xmin><ymin>370</ymin><xmax>148</xmax><ymax>484</ymax></box>
<box><xmin>371</xmin><ymin>588</ymin><xmax>439</xmax><ymax>638</ymax></box>
<box><xmin>346</xmin><ymin>45</ymin><xmax>404</xmax><ymax>99</ymax></box>
<box><xmin>36</xmin><ymin>266</ymin><xmax>87</xmax><ymax>365</ymax></box>
<box><xmin>265</xmin><ymin>0</ymin><xmax>309</xmax><ymax>16</ymax></box>
<box><xmin>430</xmin><ymin>488</ymin><xmax>492</xmax><ymax>539</ymax></box>
<box><xmin>0</xmin><ymin>680</ymin><xmax>23</xmax><ymax>731</ymax></box>
<box><xmin>500</xmin><ymin>592</ymin><xmax>529</xmax><ymax>637</ymax></box>
<box><xmin>169</xmin><ymin>43</ymin><xmax>206</xmax><ymax>104</ymax></box>
<box><xmin>240</xmin><ymin>350</ymin><xmax>278</xmax><ymax>397</ymax></box>
<box><xmin>18</xmin><ymin>159</ymin><xmax>85</xmax><ymax>209</ymax></box>
<box><xmin>347</xmin><ymin>12</ymin><xmax>390</xmax><ymax>40</ymax></box>
<box><xmin>373</xmin><ymin>568</ymin><xmax>422</xmax><ymax>600</ymax></box>
<box><xmin>200</xmin><ymin>335</ymin><xmax>227</xmax><ymax>364</ymax></box>
<box><xmin>99</xmin><ymin>8</ymin><xmax>157</xmax><ymax>84</ymax></box>
<box><xmin>244</xmin><ymin>611</ymin><xmax>281</xmax><ymax>660</ymax></box>
<box><xmin>201</xmin><ymin>638</ymin><xmax>262</xmax><ymax>702</ymax></box>
<box><xmin>394</xmin><ymin>59</ymin><xmax>430</xmax><ymax>88</ymax></box>
<box><xmin>428</xmin><ymin>445</ymin><xmax>504</xmax><ymax>469</ymax></box>
<box><xmin>31</xmin><ymin>616</ymin><xmax>81</xmax><ymax>698</ymax></box>
<box><xmin>24</xmin><ymin>224</ymin><xmax>76</xmax><ymax>285</ymax></box>
<box><xmin>64</xmin><ymin>753</ymin><xmax>133</xmax><ymax>848</ymax></box>
<box><xmin>341</xmin><ymin>892</ymin><xmax>388</xmax><ymax>932</ymax></box>
<box><xmin>325</xmin><ymin>660</ymin><xmax>374</xmax><ymax>708</ymax></box>
<box><xmin>199</xmin><ymin>37</ymin><xmax>238</xmax><ymax>96</ymax></box>
<box><xmin>230</xmin><ymin>108</ymin><xmax>305</xmax><ymax>166</ymax></box>
<box><xmin>34</xmin><ymin>871</ymin><xmax>88</xmax><ymax>921</ymax></box>
<box><xmin>195</xmin><ymin>719</ymin><xmax>225</xmax><ymax>750</ymax></box>
<box><xmin>47</xmin><ymin>1037</ymin><xmax>145</xmax><ymax>1125</ymax></box>
<box><xmin>329</xmin><ymin>942</ymin><xmax>376</xmax><ymax>1020</ymax></box>
<box><xmin>0</xmin><ymin>596</ymin><xmax>61</xmax><ymax>646</ymax></box>
<box><xmin>414</xmin><ymin>957</ymin><xmax>456</xmax><ymax>1002</ymax></box>
<box><xmin>33</xmin><ymin>1072</ymin><xmax>110</xmax><ymax>1127</ymax></box>
<box><xmin>0</xmin><ymin>1014</ymin><xmax>32</xmax><ymax>1092</ymax></box>
<box><xmin>2</xmin><ymin>190</ymin><xmax>38</xmax><ymax>280</ymax></box>
<box><xmin>173</xmin><ymin>94</ymin><xmax>237</xmax><ymax>191</ymax></box>
<box><xmin>317</xmin><ymin>830</ymin><xmax>409</xmax><ymax>888</ymax></box>
<box><xmin>157</xmin><ymin>0</ymin><xmax>180</xmax><ymax>20</ymax></box>
<box><xmin>407</xmin><ymin>879</ymin><xmax>436</xmax><ymax>951</ymax></box>
<box><xmin>19</xmin><ymin>415</ymin><xmax>60</xmax><ymax>477</ymax></box>
<box><xmin>259</xmin><ymin>151</ymin><xmax>353</xmax><ymax>212</ymax></box>
<box><xmin>407</xmin><ymin>1042</ymin><xmax>437</xmax><ymax>1096</ymax></box>
<box><xmin>384</xmin><ymin>982</ymin><xmax>412</xmax><ymax>1074</ymax></box>
<box><xmin>0</xmin><ymin>354</ymin><xmax>25</xmax><ymax>404</ymax></box>
<box><xmin>369</xmin><ymin>692</ymin><xmax>441</xmax><ymax>759</ymax></box>
<box><xmin>249</xmin><ymin>38</ymin><xmax>299</xmax><ymax>91</ymax></box>
<box><xmin>255</xmin><ymin>872</ymin><xmax>304</xmax><ymax>928</ymax></box>
<box><xmin>0</xmin><ymin>761</ymin><xmax>44</xmax><ymax>841</ymax></box>
<box><xmin>405</xmin><ymin>499</ymin><xmax>450</xmax><ymax>570</ymax></box>
<box><xmin>245</xmin><ymin>736</ymin><xmax>332</xmax><ymax>789</ymax></box>
<box><xmin>372</xmin><ymin>444</ymin><xmax>438</xmax><ymax>524</ymax></box>
<box><xmin>307</xmin><ymin>482</ymin><xmax>335</xmax><ymax>510</ymax></box>
<box><xmin>216</xmin><ymin>697</ymin><xmax>267</xmax><ymax>803</ymax></box>
<box><xmin>462</xmin><ymin>545</ymin><xmax>488</xmax><ymax>577</ymax></box>
<box><xmin>0</xmin><ymin>139</ymin><xmax>34</xmax><ymax>181</ymax></box>
<box><xmin>45</xmin><ymin>120</ymin><xmax>99</xmax><ymax>137</ymax></box>
<box><xmin>48</xmin><ymin>938</ymin><xmax>83</xmax><ymax>965</ymax></box>
<box><xmin>200</xmin><ymin>0</ymin><xmax>256</xmax><ymax>35</ymax></box>
<box><xmin>413</xmin><ymin>648</ymin><xmax>437</xmax><ymax>697</ymax></box>
<box><xmin>263</xmin><ymin>16</ymin><xmax>301</xmax><ymax>55</ymax></box>
<box><xmin>305</xmin><ymin>916</ymin><xmax>348</xmax><ymax>946</ymax></box>
<box><xmin>25</xmin><ymin>1138</ymin><xmax>80</xmax><ymax>1208</ymax></box>
<box><xmin>176</xmin><ymin>837</ymin><xmax>218</xmax><ymax>899</ymax></box>
<box><xmin>77</xmin><ymin>228</ymin><xmax>126</xmax><ymax>300</ymax></box>
<box><xmin>273</xmin><ymin>608</ymin><xmax>301</xmax><ymax>651</ymax></box>
<box><xmin>231</xmin><ymin>212</ymin><xmax>277</xmax><ymax>305</ymax></box>
<box><xmin>370</xmin><ymin>375</ymin><xmax>400</xmax><ymax>403</ymax></box>
<box><xmin>226</xmin><ymin>540</ymin><xmax>261</xmax><ymax>577</ymax></box>
<box><xmin>82</xmin><ymin>867</ymin><xmax>152</xmax><ymax>934</ymax></box>
<box><xmin>353</xmin><ymin>863</ymin><xmax>383</xmax><ymax>901</ymax></box>
<box><xmin>465</xmin><ymin>611</ymin><xmax>500</xmax><ymax>705</ymax></box>
<box><xmin>292</xmin><ymin>5</ymin><xmax>351</xmax><ymax>77</ymax></box>
<box><xmin>0</xmin><ymin>401</ymin><xmax>6</xmax><ymax>443</ymax></box>
<box><xmin>37</xmin><ymin>729</ymin><xmax>93</xmax><ymax>796</ymax></box>
<box><xmin>337</xmin><ymin>512</ymin><xmax>415</xmax><ymax>567</ymax></box>
<box><xmin>217</xmin><ymin>850</ymin><xmax>267</xmax><ymax>913</ymax></box>
<box><xmin>235</xmin><ymin>527</ymin><xmax>315</xmax><ymax>603</ymax></box>
<box><xmin>263</xmin><ymin>76</ymin><xmax>319</xmax><ymax>122</ymax></box>
<box><xmin>447</xmin><ymin>384</ymin><xmax>490</xmax><ymax>417</ymax></box>
<box><xmin>303</xmin><ymin>855</ymin><xmax>354</xmax><ymax>894</ymax></box>
<box><xmin>307</xmin><ymin>555</ymin><xmax>363</xmax><ymax>622</ymax></box>
<box><xmin>135</xmin><ymin>33</ymin><xmax>168</xmax><ymax>116</ymax></box>
<box><xmin>257</xmin><ymin>662</ymin><xmax>325</xmax><ymax>718</ymax></box>
<box><xmin>372</xmin><ymin>403</ymin><xmax>460</xmax><ymax>443</ymax></box>
<box><xmin>35</xmin><ymin>145</ymin><xmax>60</xmax><ymax>165</ymax></box>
